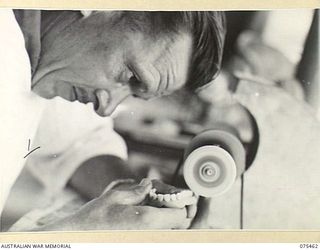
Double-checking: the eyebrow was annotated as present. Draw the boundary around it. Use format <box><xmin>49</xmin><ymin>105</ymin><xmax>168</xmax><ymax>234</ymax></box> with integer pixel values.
<box><xmin>131</xmin><ymin>62</ymin><xmax>162</xmax><ymax>96</ymax></box>
<box><xmin>151</xmin><ymin>63</ymin><xmax>172</xmax><ymax>95</ymax></box>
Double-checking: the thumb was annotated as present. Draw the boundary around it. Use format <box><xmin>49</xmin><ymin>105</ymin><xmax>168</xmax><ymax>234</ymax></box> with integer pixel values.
<box><xmin>106</xmin><ymin>178</ymin><xmax>152</xmax><ymax>205</ymax></box>
<box><xmin>190</xmin><ymin>197</ymin><xmax>211</xmax><ymax>229</ymax></box>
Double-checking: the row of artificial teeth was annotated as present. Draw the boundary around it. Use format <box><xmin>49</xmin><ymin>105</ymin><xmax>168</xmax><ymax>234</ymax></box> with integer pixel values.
<box><xmin>149</xmin><ymin>188</ymin><xmax>193</xmax><ymax>202</ymax></box>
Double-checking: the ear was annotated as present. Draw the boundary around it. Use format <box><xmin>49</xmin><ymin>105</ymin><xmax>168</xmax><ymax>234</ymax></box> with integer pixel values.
<box><xmin>80</xmin><ymin>10</ymin><xmax>93</xmax><ymax>18</ymax></box>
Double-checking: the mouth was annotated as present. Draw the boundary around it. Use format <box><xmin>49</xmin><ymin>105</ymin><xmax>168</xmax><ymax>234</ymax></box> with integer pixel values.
<box><xmin>73</xmin><ymin>86</ymin><xmax>99</xmax><ymax>110</ymax></box>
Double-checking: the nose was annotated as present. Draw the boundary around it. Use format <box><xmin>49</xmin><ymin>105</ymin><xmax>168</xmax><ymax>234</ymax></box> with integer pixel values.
<box><xmin>95</xmin><ymin>85</ymin><xmax>131</xmax><ymax>117</ymax></box>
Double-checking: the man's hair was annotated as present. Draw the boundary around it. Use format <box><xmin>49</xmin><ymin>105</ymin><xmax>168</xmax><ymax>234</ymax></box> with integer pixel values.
<box><xmin>121</xmin><ymin>11</ymin><xmax>226</xmax><ymax>92</ymax></box>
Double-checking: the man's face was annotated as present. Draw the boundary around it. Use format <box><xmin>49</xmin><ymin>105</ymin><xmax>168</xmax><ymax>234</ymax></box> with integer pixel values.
<box><xmin>32</xmin><ymin>12</ymin><xmax>192</xmax><ymax>116</ymax></box>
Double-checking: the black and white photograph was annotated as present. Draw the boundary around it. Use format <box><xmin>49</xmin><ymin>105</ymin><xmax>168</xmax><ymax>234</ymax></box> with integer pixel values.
<box><xmin>0</xmin><ymin>8</ymin><xmax>319</xmax><ymax>232</ymax></box>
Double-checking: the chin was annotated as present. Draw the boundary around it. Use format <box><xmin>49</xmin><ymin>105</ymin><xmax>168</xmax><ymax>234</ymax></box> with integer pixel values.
<box><xmin>31</xmin><ymin>84</ymin><xmax>56</xmax><ymax>100</ymax></box>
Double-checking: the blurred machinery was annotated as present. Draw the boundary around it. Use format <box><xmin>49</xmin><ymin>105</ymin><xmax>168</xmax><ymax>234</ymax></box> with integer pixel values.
<box><xmin>180</xmin><ymin>129</ymin><xmax>246</xmax><ymax>197</ymax></box>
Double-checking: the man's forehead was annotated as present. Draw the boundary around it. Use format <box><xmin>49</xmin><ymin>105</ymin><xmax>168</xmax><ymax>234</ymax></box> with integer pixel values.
<box><xmin>154</xmin><ymin>32</ymin><xmax>192</xmax><ymax>92</ymax></box>
<box><xmin>130</xmin><ymin>31</ymin><xmax>192</xmax><ymax>96</ymax></box>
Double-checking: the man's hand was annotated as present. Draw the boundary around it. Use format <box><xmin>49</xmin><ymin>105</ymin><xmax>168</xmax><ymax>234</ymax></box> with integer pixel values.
<box><xmin>39</xmin><ymin>179</ymin><xmax>193</xmax><ymax>230</ymax></box>
<box><xmin>189</xmin><ymin>197</ymin><xmax>212</xmax><ymax>229</ymax></box>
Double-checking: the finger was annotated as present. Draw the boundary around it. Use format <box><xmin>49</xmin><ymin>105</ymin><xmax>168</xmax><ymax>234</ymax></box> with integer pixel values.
<box><xmin>170</xmin><ymin>217</ymin><xmax>192</xmax><ymax>230</ymax></box>
<box><xmin>107</xmin><ymin>178</ymin><xmax>152</xmax><ymax>205</ymax></box>
<box><xmin>190</xmin><ymin>197</ymin><xmax>211</xmax><ymax>229</ymax></box>
<box><xmin>167</xmin><ymin>195</ymin><xmax>198</xmax><ymax>209</ymax></box>
<box><xmin>168</xmin><ymin>208</ymin><xmax>192</xmax><ymax>229</ymax></box>
<box><xmin>143</xmin><ymin>206</ymin><xmax>191</xmax><ymax>229</ymax></box>
<box><xmin>181</xmin><ymin>195</ymin><xmax>197</xmax><ymax>206</ymax></box>
<box><xmin>186</xmin><ymin>203</ymin><xmax>197</xmax><ymax>219</ymax></box>
<box><xmin>102</xmin><ymin>179</ymin><xmax>136</xmax><ymax>194</ymax></box>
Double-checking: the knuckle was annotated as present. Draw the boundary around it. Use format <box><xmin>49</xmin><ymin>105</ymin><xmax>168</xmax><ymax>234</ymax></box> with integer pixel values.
<box><xmin>132</xmin><ymin>186</ymin><xmax>146</xmax><ymax>196</ymax></box>
<box><xmin>106</xmin><ymin>190</ymin><xmax>124</xmax><ymax>203</ymax></box>
<box><xmin>109</xmin><ymin>189</ymin><xmax>121</xmax><ymax>198</ymax></box>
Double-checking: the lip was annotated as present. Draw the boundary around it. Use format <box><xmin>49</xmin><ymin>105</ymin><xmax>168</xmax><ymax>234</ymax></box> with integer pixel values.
<box><xmin>72</xmin><ymin>86</ymin><xmax>78</xmax><ymax>102</ymax></box>
<box><xmin>74</xmin><ymin>87</ymin><xmax>89</xmax><ymax>104</ymax></box>
<box><xmin>93</xmin><ymin>94</ymin><xmax>99</xmax><ymax>110</ymax></box>
<box><xmin>93</xmin><ymin>91</ymin><xmax>99</xmax><ymax>111</ymax></box>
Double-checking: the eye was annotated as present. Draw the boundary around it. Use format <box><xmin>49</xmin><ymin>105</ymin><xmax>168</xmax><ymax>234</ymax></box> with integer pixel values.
<box><xmin>129</xmin><ymin>75</ymin><xmax>140</xmax><ymax>86</ymax></box>
<box><xmin>129</xmin><ymin>75</ymin><xmax>148</xmax><ymax>94</ymax></box>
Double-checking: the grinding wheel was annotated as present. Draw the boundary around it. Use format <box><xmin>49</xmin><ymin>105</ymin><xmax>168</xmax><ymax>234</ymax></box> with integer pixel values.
<box><xmin>182</xmin><ymin>129</ymin><xmax>245</xmax><ymax>197</ymax></box>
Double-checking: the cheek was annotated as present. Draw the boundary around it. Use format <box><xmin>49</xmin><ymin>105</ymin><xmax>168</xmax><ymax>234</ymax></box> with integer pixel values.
<box><xmin>32</xmin><ymin>77</ymin><xmax>73</xmax><ymax>101</ymax></box>
<box><xmin>91</xmin><ymin>41</ymin><xmax>124</xmax><ymax>70</ymax></box>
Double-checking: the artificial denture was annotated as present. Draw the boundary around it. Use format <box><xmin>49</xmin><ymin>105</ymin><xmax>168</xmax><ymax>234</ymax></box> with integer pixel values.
<box><xmin>149</xmin><ymin>188</ymin><xmax>193</xmax><ymax>202</ymax></box>
<box><xmin>147</xmin><ymin>180</ymin><xmax>196</xmax><ymax>208</ymax></box>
